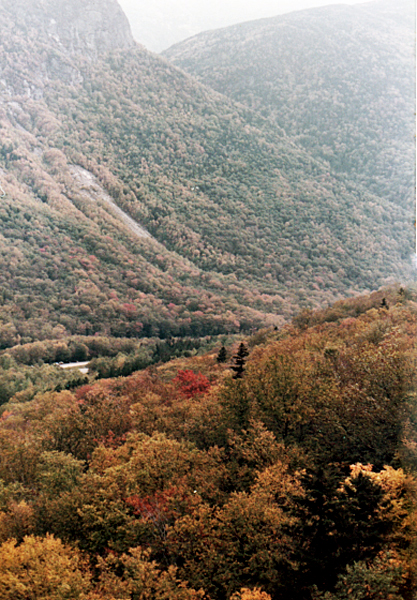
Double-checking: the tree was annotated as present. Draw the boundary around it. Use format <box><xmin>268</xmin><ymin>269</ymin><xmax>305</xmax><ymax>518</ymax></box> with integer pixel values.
<box><xmin>0</xmin><ymin>534</ymin><xmax>91</xmax><ymax>600</ymax></box>
<box><xmin>173</xmin><ymin>370</ymin><xmax>211</xmax><ymax>398</ymax></box>
<box><xmin>217</xmin><ymin>345</ymin><xmax>227</xmax><ymax>364</ymax></box>
<box><xmin>290</xmin><ymin>466</ymin><xmax>398</xmax><ymax>594</ymax></box>
<box><xmin>311</xmin><ymin>552</ymin><xmax>405</xmax><ymax>600</ymax></box>
<box><xmin>167</xmin><ymin>461</ymin><xmax>304</xmax><ymax>599</ymax></box>
<box><xmin>91</xmin><ymin>546</ymin><xmax>206</xmax><ymax>599</ymax></box>
<box><xmin>76</xmin><ymin>432</ymin><xmax>225</xmax><ymax>554</ymax></box>
<box><xmin>220</xmin><ymin>378</ymin><xmax>251</xmax><ymax>431</ymax></box>
<box><xmin>231</xmin><ymin>343</ymin><xmax>249</xmax><ymax>379</ymax></box>
<box><xmin>230</xmin><ymin>589</ymin><xmax>272</xmax><ymax>600</ymax></box>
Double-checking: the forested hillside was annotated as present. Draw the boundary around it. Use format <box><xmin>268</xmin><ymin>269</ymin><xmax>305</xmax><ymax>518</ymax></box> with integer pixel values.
<box><xmin>0</xmin><ymin>0</ymin><xmax>414</xmax><ymax>352</ymax></box>
<box><xmin>0</xmin><ymin>1</ymin><xmax>416</xmax><ymax>596</ymax></box>
<box><xmin>164</xmin><ymin>0</ymin><xmax>415</xmax><ymax>209</ymax></box>
<box><xmin>0</xmin><ymin>286</ymin><xmax>415</xmax><ymax>598</ymax></box>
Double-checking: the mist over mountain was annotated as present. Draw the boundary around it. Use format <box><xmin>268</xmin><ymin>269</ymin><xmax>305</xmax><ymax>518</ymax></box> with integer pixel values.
<box><xmin>0</xmin><ymin>0</ymin><xmax>134</xmax><ymax>92</ymax></box>
<box><xmin>164</xmin><ymin>0</ymin><xmax>415</xmax><ymax>209</ymax></box>
<box><xmin>117</xmin><ymin>0</ymin><xmax>371</xmax><ymax>52</ymax></box>
<box><xmin>0</xmin><ymin>0</ymin><xmax>414</xmax><ymax>350</ymax></box>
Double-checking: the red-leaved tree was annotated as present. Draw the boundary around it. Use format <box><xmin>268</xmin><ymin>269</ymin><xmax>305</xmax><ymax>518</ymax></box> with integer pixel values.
<box><xmin>173</xmin><ymin>370</ymin><xmax>211</xmax><ymax>398</ymax></box>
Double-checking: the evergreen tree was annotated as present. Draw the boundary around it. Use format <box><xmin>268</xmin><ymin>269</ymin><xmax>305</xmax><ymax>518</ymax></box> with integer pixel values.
<box><xmin>381</xmin><ymin>297</ymin><xmax>389</xmax><ymax>309</ymax></box>
<box><xmin>289</xmin><ymin>466</ymin><xmax>394</xmax><ymax>595</ymax></box>
<box><xmin>231</xmin><ymin>343</ymin><xmax>249</xmax><ymax>379</ymax></box>
<box><xmin>217</xmin><ymin>345</ymin><xmax>227</xmax><ymax>364</ymax></box>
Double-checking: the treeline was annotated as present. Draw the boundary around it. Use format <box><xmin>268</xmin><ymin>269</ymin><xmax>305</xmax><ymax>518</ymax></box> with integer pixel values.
<box><xmin>0</xmin><ymin>335</ymin><xmax>223</xmax><ymax>405</ymax></box>
<box><xmin>0</xmin><ymin>287</ymin><xmax>415</xmax><ymax>598</ymax></box>
<box><xmin>3</xmin><ymin>334</ymin><xmax>210</xmax><ymax>366</ymax></box>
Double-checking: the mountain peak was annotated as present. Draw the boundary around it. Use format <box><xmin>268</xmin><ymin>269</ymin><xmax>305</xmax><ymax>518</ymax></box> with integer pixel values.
<box><xmin>1</xmin><ymin>0</ymin><xmax>135</xmax><ymax>58</ymax></box>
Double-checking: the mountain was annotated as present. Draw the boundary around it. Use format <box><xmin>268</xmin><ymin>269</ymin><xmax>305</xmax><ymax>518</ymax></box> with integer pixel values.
<box><xmin>117</xmin><ymin>0</ymin><xmax>321</xmax><ymax>52</ymax></box>
<box><xmin>1</xmin><ymin>0</ymin><xmax>135</xmax><ymax>56</ymax></box>
<box><xmin>0</xmin><ymin>0</ymin><xmax>414</xmax><ymax>350</ymax></box>
<box><xmin>163</xmin><ymin>0</ymin><xmax>416</xmax><ymax>210</ymax></box>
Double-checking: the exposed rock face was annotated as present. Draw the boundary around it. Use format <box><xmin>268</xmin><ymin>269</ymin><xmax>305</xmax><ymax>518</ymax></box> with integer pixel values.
<box><xmin>0</xmin><ymin>0</ymin><xmax>135</xmax><ymax>95</ymax></box>
<box><xmin>1</xmin><ymin>0</ymin><xmax>135</xmax><ymax>58</ymax></box>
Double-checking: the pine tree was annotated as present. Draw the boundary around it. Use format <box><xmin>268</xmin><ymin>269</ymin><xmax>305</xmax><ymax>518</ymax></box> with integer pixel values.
<box><xmin>231</xmin><ymin>342</ymin><xmax>249</xmax><ymax>379</ymax></box>
<box><xmin>217</xmin><ymin>345</ymin><xmax>227</xmax><ymax>364</ymax></box>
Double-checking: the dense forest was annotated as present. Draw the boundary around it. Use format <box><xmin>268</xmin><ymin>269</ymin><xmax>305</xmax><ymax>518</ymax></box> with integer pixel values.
<box><xmin>0</xmin><ymin>0</ymin><xmax>414</xmax><ymax>356</ymax></box>
<box><xmin>0</xmin><ymin>286</ymin><xmax>415</xmax><ymax>598</ymax></box>
<box><xmin>164</xmin><ymin>0</ymin><xmax>415</xmax><ymax>210</ymax></box>
<box><xmin>0</xmin><ymin>1</ymin><xmax>416</xmax><ymax>596</ymax></box>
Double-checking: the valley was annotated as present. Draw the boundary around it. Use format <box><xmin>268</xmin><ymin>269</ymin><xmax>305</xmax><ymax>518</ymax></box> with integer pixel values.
<box><xmin>0</xmin><ymin>15</ymin><xmax>413</xmax><ymax>350</ymax></box>
<box><xmin>0</xmin><ymin>0</ymin><xmax>415</xmax><ymax>597</ymax></box>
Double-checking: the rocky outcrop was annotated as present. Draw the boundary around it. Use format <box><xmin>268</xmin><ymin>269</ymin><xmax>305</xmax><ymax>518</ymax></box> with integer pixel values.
<box><xmin>1</xmin><ymin>0</ymin><xmax>135</xmax><ymax>58</ymax></box>
<box><xmin>0</xmin><ymin>0</ymin><xmax>135</xmax><ymax>95</ymax></box>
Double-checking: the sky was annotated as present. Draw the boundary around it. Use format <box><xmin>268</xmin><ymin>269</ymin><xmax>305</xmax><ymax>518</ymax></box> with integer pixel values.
<box><xmin>117</xmin><ymin>0</ymin><xmax>371</xmax><ymax>52</ymax></box>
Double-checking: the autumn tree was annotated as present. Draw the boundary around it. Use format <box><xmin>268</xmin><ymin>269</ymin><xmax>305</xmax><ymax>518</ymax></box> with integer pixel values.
<box><xmin>289</xmin><ymin>465</ymin><xmax>404</xmax><ymax>595</ymax></box>
<box><xmin>91</xmin><ymin>546</ymin><xmax>206</xmax><ymax>599</ymax></box>
<box><xmin>166</xmin><ymin>460</ymin><xmax>304</xmax><ymax>599</ymax></box>
<box><xmin>230</xmin><ymin>589</ymin><xmax>272</xmax><ymax>600</ymax></box>
<box><xmin>173</xmin><ymin>369</ymin><xmax>211</xmax><ymax>398</ymax></box>
<box><xmin>0</xmin><ymin>534</ymin><xmax>91</xmax><ymax>600</ymax></box>
<box><xmin>311</xmin><ymin>552</ymin><xmax>406</xmax><ymax>600</ymax></box>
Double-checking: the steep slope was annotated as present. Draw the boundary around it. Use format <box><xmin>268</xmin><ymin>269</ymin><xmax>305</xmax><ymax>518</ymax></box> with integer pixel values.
<box><xmin>163</xmin><ymin>0</ymin><xmax>416</xmax><ymax>209</ymax></box>
<box><xmin>0</xmin><ymin>113</ymin><xmax>276</xmax><ymax>345</ymax></box>
<box><xmin>0</xmin><ymin>0</ymin><xmax>414</xmax><ymax>349</ymax></box>
<box><xmin>0</xmin><ymin>0</ymin><xmax>135</xmax><ymax>56</ymax></box>
<box><xmin>0</xmin><ymin>0</ymin><xmax>279</xmax><ymax>344</ymax></box>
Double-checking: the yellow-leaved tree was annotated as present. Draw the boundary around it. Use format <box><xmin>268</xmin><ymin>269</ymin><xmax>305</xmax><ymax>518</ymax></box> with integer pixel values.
<box><xmin>230</xmin><ymin>588</ymin><xmax>272</xmax><ymax>600</ymax></box>
<box><xmin>0</xmin><ymin>534</ymin><xmax>91</xmax><ymax>599</ymax></box>
<box><xmin>90</xmin><ymin>546</ymin><xmax>206</xmax><ymax>599</ymax></box>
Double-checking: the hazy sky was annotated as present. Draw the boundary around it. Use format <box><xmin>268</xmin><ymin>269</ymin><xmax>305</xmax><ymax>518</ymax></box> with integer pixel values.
<box><xmin>117</xmin><ymin>0</ymin><xmax>371</xmax><ymax>51</ymax></box>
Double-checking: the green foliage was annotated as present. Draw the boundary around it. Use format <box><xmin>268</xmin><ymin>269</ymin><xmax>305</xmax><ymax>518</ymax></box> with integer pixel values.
<box><xmin>217</xmin><ymin>345</ymin><xmax>228</xmax><ymax>363</ymax></box>
<box><xmin>0</xmin><ymin>355</ymin><xmax>86</xmax><ymax>406</ymax></box>
<box><xmin>35</xmin><ymin>451</ymin><xmax>84</xmax><ymax>497</ymax></box>
<box><xmin>290</xmin><ymin>466</ymin><xmax>396</xmax><ymax>593</ymax></box>
<box><xmin>0</xmin><ymin>4</ymin><xmax>414</xmax><ymax>592</ymax></box>
<box><xmin>312</xmin><ymin>552</ymin><xmax>406</xmax><ymax>600</ymax></box>
<box><xmin>0</xmin><ymin>0</ymin><xmax>414</xmax><ymax>354</ymax></box>
<box><xmin>231</xmin><ymin>342</ymin><xmax>249</xmax><ymax>380</ymax></box>
<box><xmin>164</xmin><ymin>1</ymin><xmax>415</xmax><ymax>210</ymax></box>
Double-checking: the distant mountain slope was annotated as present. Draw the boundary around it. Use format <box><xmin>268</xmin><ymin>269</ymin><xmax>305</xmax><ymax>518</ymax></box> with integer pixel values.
<box><xmin>0</xmin><ymin>112</ymin><xmax>277</xmax><ymax>344</ymax></box>
<box><xmin>0</xmin><ymin>0</ymin><xmax>414</xmax><ymax>347</ymax></box>
<box><xmin>163</xmin><ymin>0</ymin><xmax>416</xmax><ymax>210</ymax></box>
<box><xmin>117</xmin><ymin>0</ymin><xmax>329</xmax><ymax>52</ymax></box>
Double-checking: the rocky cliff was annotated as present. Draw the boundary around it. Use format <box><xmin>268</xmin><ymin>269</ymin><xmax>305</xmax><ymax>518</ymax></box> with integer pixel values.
<box><xmin>0</xmin><ymin>0</ymin><xmax>135</xmax><ymax>58</ymax></box>
<box><xmin>0</xmin><ymin>0</ymin><xmax>135</xmax><ymax>93</ymax></box>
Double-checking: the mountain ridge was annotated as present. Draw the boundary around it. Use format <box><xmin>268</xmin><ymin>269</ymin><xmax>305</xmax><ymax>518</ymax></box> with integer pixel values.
<box><xmin>0</xmin><ymin>0</ymin><xmax>414</xmax><ymax>349</ymax></box>
<box><xmin>163</xmin><ymin>0</ymin><xmax>415</xmax><ymax>210</ymax></box>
